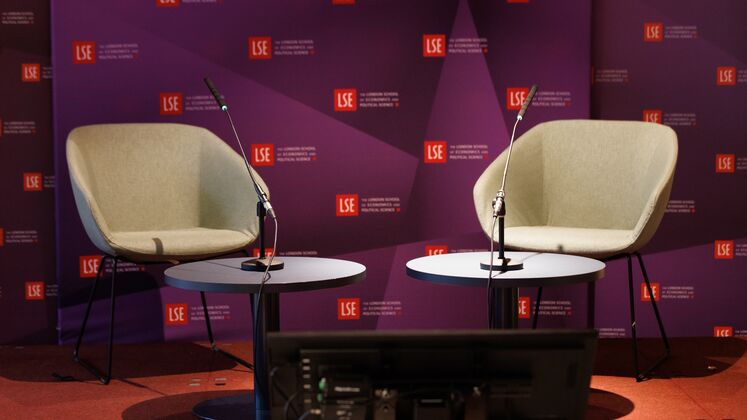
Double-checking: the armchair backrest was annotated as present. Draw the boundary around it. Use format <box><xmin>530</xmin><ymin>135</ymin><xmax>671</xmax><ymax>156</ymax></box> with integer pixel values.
<box><xmin>474</xmin><ymin>120</ymin><xmax>677</xmax><ymax>244</ymax></box>
<box><xmin>67</xmin><ymin>123</ymin><xmax>266</xmax><ymax>253</ymax></box>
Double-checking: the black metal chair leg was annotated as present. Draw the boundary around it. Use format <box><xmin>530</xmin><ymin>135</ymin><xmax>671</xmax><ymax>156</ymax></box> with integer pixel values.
<box><xmin>634</xmin><ymin>252</ymin><xmax>671</xmax><ymax>380</ymax></box>
<box><xmin>200</xmin><ymin>291</ymin><xmax>254</xmax><ymax>370</ymax></box>
<box><xmin>532</xmin><ymin>287</ymin><xmax>542</xmax><ymax>329</ymax></box>
<box><xmin>625</xmin><ymin>254</ymin><xmax>643</xmax><ymax>382</ymax></box>
<box><xmin>73</xmin><ymin>255</ymin><xmax>117</xmax><ymax>384</ymax></box>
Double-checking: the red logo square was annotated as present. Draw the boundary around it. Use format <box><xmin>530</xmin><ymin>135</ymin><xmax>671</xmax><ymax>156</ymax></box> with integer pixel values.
<box><xmin>424</xmin><ymin>141</ymin><xmax>447</xmax><ymax>164</ymax></box>
<box><xmin>643</xmin><ymin>22</ymin><xmax>663</xmax><ymax>42</ymax></box>
<box><xmin>252</xmin><ymin>247</ymin><xmax>275</xmax><ymax>258</ymax></box>
<box><xmin>425</xmin><ymin>245</ymin><xmax>448</xmax><ymax>256</ymax></box>
<box><xmin>714</xmin><ymin>326</ymin><xmax>733</xmax><ymax>337</ymax></box>
<box><xmin>0</xmin><ymin>228</ymin><xmax>4</xmax><ymax>247</ymax></box>
<box><xmin>716</xmin><ymin>154</ymin><xmax>735</xmax><ymax>173</ymax></box>
<box><xmin>159</xmin><ymin>92</ymin><xmax>183</xmax><ymax>115</ymax></box>
<box><xmin>334</xmin><ymin>89</ymin><xmax>357</xmax><ymax>112</ymax></box>
<box><xmin>423</xmin><ymin>34</ymin><xmax>446</xmax><ymax>57</ymax></box>
<box><xmin>717</xmin><ymin>66</ymin><xmax>736</xmax><ymax>86</ymax></box>
<box><xmin>79</xmin><ymin>255</ymin><xmax>103</xmax><ymax>278</ymax></box>
<box><xmin>23</xmin><ymin>172</ymin><xmax>42</xmax><ymax>191</ymax></box>
<box><xmin>332</xmin><ymin>0</ymin><xmax>355</xmax><ymax>4</ymax></box>
<box><xmin>337</xmin><ymin>298</ymin><xmax>360</xmax><ymax>320</ymax></box>
<box><xmin>642</xmin><ymin>109</ymin><xmax>662</xmax><ymax>124</ymax></box>
<box><xmin>641</xmin><ymin>282</ymin><xmax>660</xmax><ymax>302</ymax></box>
<box><xmin>506</xmin><ymin>87</ymin><xmax>529</xmax><ymax>110</ymax></box>
<box><xmin>714</xmin><ymin>240</ymin><xmax>734</xmax><ymax>259</ymax></box>
<box><xmin>336</xmin><ymin>194</ymin><xmax>359</xmax><ymax>216</ymax></box>
<box><xmin>25</xmin><ymin>282</ymin><xmax>45</xmax><ymax>301</ymax></box>
<box><xmin>251</xmin><ymin>144</ymin><xmax>275</xmax><ymax>166</ymax></box>
<box><xmin>72</xmin><ymin>41</ymin><xmax>96</xmax><ymax>64</ymax></box>
<box><xmin>518</xmin><ymin>296</ymin><xmax>530</xmax><ymax>319</ymax></box>
<box><xmin>165</xmin><ymin>303</ymin><xmax>189</xmax><ymax>325</ymax></box>
<box><xmin>248</xmin><ymin>37</ymin><xmax>272</xmax><ymax>59</ymax></box>
<box><xmin>156</xmin><ymin>0</ymin><xmax>179</xmax><ymax>7</ymax></box>
<box><xmin>21</xmin><ymin>63</ymin><xmax>40</xmax><ymax>82</ymax></box>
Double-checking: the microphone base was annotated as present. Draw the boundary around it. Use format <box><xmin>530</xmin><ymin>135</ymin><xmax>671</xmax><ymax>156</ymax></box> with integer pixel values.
<box><xmin>241</xmin><ymin>258</ymin><xmax>284</xmax><ymax>271</ymax></box>
<box><xmin>480</xmin><ymin>258</ymin><xmax>524</xmax><ymax>271</ymax></box>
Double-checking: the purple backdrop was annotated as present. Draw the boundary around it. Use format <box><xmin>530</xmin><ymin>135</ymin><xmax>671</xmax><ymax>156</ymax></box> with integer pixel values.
<box><xmin>0</xmin><ymin>0</ymin><xmax>744</xmax><ymax>345</ymax></box>
<box><xmin>0</xmin><ymin>0</ymin><xmax>57</xmax><ymax>344</ymax></box>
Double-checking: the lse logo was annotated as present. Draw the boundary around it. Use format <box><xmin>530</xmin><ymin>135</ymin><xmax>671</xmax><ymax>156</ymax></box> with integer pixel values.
<box><xmin>506</xmin><ymin>87</ymin><xmax>529</xmax><ymax>110</ymax></box>
<box><xmin>714</xmin><ymin>240</ymin><xmax>734</xmax><ymax>260</ymax></box>
<box><xmin>336</xmin><ymin>194</ymin><xmax>359</xmax><ymax>217</ymax></box>
<box><xmin>252</xmin><ymin>247</ymin><xmax>275</xmax><ymax>257</ymax></box>
<box><xmin>641</xmin><ymin>283</ymin><xmax>660</xmax><ymax>302</ymax></box>
<box><xmin>642</xmin><ymin>109</ymin><xmax>662</xmax><ymax>123</ymax></box>
<box><xmin>156</xmin><ymin>0</ymin><xmax>180</xmax><ymax>7</ymax></box>
<box><xmin>80</xmin><ymin>255</ymin><xmax>103</xmax><ymax>278</ymax></box>
<box><xmin>0</xmin><ymin>228</ymin><xmax>4</xmax><ymax>247</ymax></box>
<box><xmin>423</xmin><ymin>34</ymin><xmax>446</xmax><ymax>57</ymax></box>
<box><xmin>518</xmin><ymin>296</ymin><xmax>531</xmax><ymax>319</ymax></box>
<box><xmin>159</xmin><ymin>92</ymin><xmax>183</xmax><ymax>115</ymax></box>
<box><xmin>337</xmin><ymin>298</ymin><xmax>360</xmax><ymax>320</ymax></box>
<box><xmin>248</xmin><ymin>37</ymin><xmax>272</xmax><ymax>60</ymax></box>
<box><xmin>717</xmin><ymin>66</ymin><xmax>736</xmax><ymax>86</ymax></box>
<box><xmin>713</xmin><ymin>326</ymin><xmax>733</xmax><ymax>337</ymax></box>
<box><xmin>334</xmin><ymin>89</ymin><xmax>357</xmax><ymax>112</ymax></box>
<box><xmin>23</xmin><ymin>172</ymin><xmax>42</xmax><ymax>191</ymax></box>
<box><xmin>716</xmin><ymin>154</ymin><xmax>735</xmax><ymax>173</ymax></box>
<box><xmin>643</xmin><ymin>22</ymin><xmax>663</xmax><ymax>42</ymax></box>
<box><xmin>251</xmin><ymin>144</ymin><xmax>274</xmax><ymax>166</ymax></box>
<box><xmin>25</xmin><ymin>282</ymin><xmax>45</xmax><ymax>301</ymax></box>
<box><xmin>21</xmin><ymin>63</ymin><xmax>40</xmax><ymax>82</ymax></box>
<box><xmin>425</xmin><ymin>245</ymin><xmax>448</xmax><ymax>256</ymax></box>
<box><xmin>72</xmin><ymin>41</ymin><xmax>96</xmax><ymax>64</ymax></box>
<box><xmin>424</xmin><ymin>141</ymin><xmax>447</xmax><ymax>164</ymax></box>
<box><xmin>165</xmin><ymin>303</ymin><xmax>189</xmax><ymax>325</ymax></box>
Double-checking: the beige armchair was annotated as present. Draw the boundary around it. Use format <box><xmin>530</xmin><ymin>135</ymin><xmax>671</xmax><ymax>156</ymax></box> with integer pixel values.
<box><xmin>67</xmin><ymin>123</ymin><xmax>268</xmax><ymax>383</ymax></box>
<box><xmin>474</xmin><ymin>119</ymin><xmax>678</xmax><ymax>381</ymax></box>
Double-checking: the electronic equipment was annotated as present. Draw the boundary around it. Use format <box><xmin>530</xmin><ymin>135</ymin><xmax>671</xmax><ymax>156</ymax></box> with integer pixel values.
<box><xmin>267</xmin><ymin>329</ymin><xmax>597</xmax><ymax>419</ymax></box>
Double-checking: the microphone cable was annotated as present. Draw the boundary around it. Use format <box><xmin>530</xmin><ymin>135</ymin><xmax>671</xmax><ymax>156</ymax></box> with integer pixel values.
<box><xmin>223</xmin><ymin>107</ymin><xmax>277</xmax><ymax>400</ymax></box>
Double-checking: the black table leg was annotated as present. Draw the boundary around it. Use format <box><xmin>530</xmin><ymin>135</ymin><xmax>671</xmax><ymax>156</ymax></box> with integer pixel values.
<box><xmin>193</xmin><ymin>293</ymin><xmax>280</xmax><ymax>420</ymax></box>
<box><xmin>489</xmin><ymin>287</ymin><xmax>518</xmax><ymax>329</ymax></box>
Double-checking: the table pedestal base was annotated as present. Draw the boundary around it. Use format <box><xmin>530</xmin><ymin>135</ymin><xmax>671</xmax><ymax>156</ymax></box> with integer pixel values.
<box><xmin>193</xmin><ymin>393</ymin><xmax>269</xmax><ymax>420</ymax></box>
<box><xmin>490</xmin><ymin>287</ymin><xmax>518</xmax><ymax>329</ymax></box>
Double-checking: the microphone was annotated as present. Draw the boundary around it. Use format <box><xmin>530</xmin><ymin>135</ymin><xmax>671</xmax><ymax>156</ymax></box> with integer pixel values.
<box><xmin>517</xmin><ymin>84</ymin><xmax>537</xmax><ymax>121</ymax></box>
<box><xmin>203</xmin><ymin>77</ymin><xmax>228</xmax><ymax>111</ymax></box>
<box><xmin>203</xmin><ymin>76</ymin><xmax>276</xmax><ymax>220</ymax></box>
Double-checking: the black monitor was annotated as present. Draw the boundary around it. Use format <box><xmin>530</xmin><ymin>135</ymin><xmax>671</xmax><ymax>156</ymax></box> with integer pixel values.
<box><xmin>267</xmin><ymin>329</ymin><xmax>597</xmax><ymax>420</ymax></box>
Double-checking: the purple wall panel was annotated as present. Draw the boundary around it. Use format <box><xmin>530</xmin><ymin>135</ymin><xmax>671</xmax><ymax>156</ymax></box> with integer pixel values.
<box><xmin>49</xmin><ymin>0</ymin><xmax>591</xmax><ymax>343</ymax></box>
<box><xmin>0</xmin><ymin>0</ymin><xmax>57</xmax><ymax>344</ymax></box>
<box><xmin>591</xmin><ymin>0</ymin><xmax>747</xmax><ymax>338</ymax></box>
<box><xmin>3</xmin><ymin>0</ymin><xmax>737</xmax><ymax>345</ymax></box>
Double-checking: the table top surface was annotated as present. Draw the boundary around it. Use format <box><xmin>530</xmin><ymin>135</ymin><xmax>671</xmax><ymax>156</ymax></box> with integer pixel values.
<box><xmin>406</xmin><ymin>251</ymin><xmax>605</xmax><ymax>288</ymax></box>
<box><xmin>164</xmin><ymin>257</ymin><xmax>365</xmax><ymax>294</ymax></box>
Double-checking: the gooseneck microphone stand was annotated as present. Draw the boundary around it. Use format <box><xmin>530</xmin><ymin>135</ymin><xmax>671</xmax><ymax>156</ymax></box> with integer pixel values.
<box><xmin>203</xmin><ymin>77</ymin><xmax>283</xmax><ymax>272</ymax></box>
<box><xmin>483</xmin><ymin>85</ymin><xmax>537</xmax><ymax>329</ymax></box>
<box><xmin>481</xmin><ymin>84</ymin><xmax>537</xmax><ymax>272</ymax></box>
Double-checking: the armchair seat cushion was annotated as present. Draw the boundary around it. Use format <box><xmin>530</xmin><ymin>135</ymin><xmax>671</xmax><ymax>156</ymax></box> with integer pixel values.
<box><xmin>505</xmin><ymin>226</ymin><xmax>636</xmax><ymax>259</ymax></box>
<box><xmin>108</xmin><ymin>228</ymin><xmax>253</xmax><ymax>262</ymax></box>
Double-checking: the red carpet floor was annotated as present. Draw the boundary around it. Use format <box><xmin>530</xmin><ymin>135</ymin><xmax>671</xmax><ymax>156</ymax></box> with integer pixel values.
<box><xmin>0</xmin><ymin>337</ymin><xmax>745</xmax><ymax>419</ymax></box>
